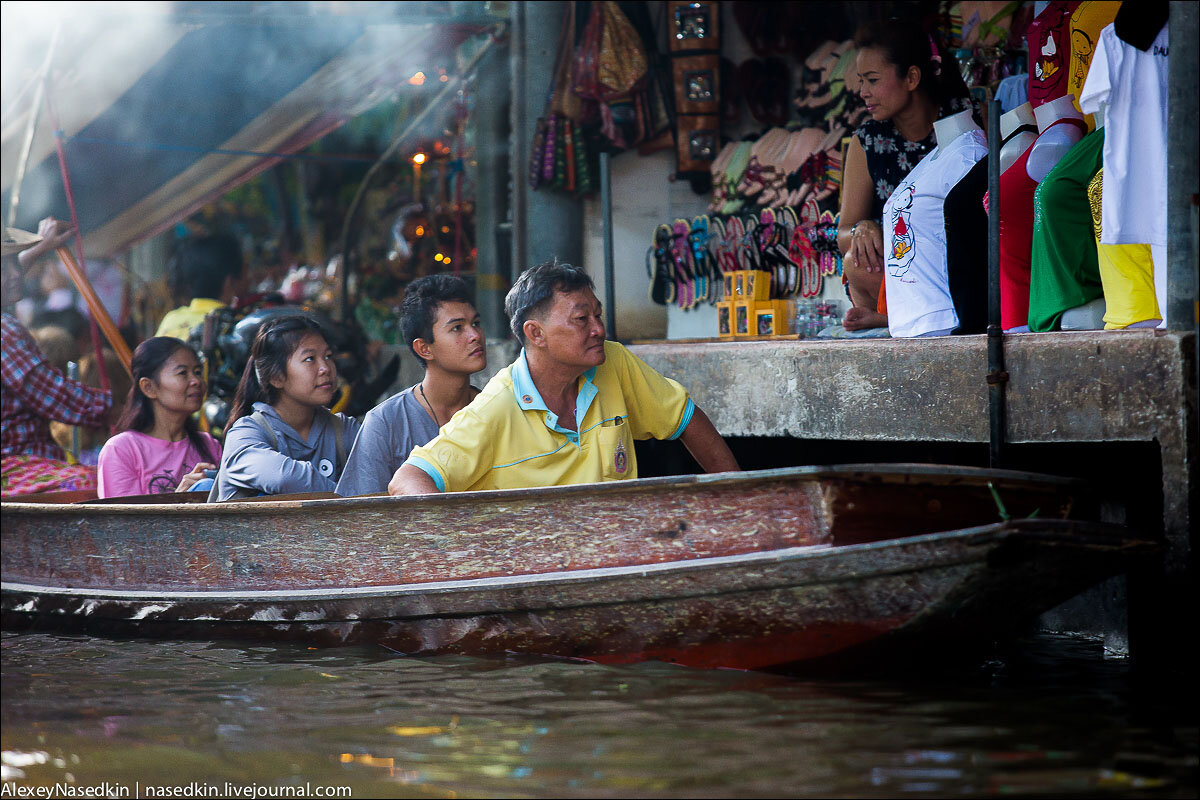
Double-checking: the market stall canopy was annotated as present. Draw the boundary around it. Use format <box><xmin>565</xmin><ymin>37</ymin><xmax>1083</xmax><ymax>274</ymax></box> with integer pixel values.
<box><xmin>1</xmin><ymin>6</ymin><xmax>468</xmax><ymax>257</ymax></box>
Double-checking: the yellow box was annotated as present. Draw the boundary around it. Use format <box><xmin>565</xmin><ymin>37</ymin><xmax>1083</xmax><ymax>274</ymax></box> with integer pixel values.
<box><xmin>738</xmin><ymin>270</ymin><xmax>771</xmax><ymax>301</ymax></box>
<box><xmin>733</xmin><ymin>299</ymin><xmax>754</xmax><ymax>337</ymax></box>
<box><xmin>754</xmin><ymin>300</ymin><xmax>795</xmax><ymax>336</ymax></box>
<box><xmin>716</xmin><ymin>301</ymin><xmax>734</xmax><ymax>338</ymax></box>
<box><xmin>723</xmin><ymin>273</ymin><xmax>736</xmax><ymax>301</ymax></box>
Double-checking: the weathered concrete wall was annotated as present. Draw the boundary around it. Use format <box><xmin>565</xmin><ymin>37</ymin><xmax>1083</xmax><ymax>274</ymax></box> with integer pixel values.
<box><xmin>631</xmin><ymin>330</ymin><xmax>1196</xmax><ymax>576</ymax></box>
<box><xmin>633</xmin><ymin>330</ymin><xmax>1196</xmax><ymax>657</ymax></box>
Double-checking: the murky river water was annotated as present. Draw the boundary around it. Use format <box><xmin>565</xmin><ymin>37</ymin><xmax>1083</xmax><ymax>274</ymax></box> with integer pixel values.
<box><xmin>1</xmin><ymin>631</ymin><xmax>1195</xmax><ymax>798</ymax></box>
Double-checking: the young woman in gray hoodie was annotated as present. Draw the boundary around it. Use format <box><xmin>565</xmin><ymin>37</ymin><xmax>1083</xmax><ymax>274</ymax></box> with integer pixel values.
<box><xmin>213</xmin><ymin>315</ymin><xmax>360</xmax><ymax>501</ymax></box>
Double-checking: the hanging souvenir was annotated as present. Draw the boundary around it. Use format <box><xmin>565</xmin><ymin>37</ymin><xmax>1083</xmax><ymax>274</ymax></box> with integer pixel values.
<box><xmin>667</xmin><ymin>1</ymin><xmax>721</xmax><ymax>183</ymax></box>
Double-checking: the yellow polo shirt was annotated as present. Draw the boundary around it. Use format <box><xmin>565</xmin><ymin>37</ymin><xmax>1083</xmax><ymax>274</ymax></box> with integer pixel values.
<box><xmin>406</xmin><ymin>341</ymin><xmax>694</xmax><ymax>492</ymax></box>
<box><xmin>155</xmin><ymin>298</ymin><xmax>225</xmax><ymax>342</ymax></box>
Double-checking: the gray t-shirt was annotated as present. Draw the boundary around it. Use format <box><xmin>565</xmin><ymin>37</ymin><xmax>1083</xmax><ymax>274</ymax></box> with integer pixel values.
<box><xmin>215</xmin><ymin>402</ymin><xmax>361</xmax><ymax>501</ymax></box>
<box><xmin>334</xmin><ymin>386</ymin><xmax>439</xmax><ymax>497</ymax></box>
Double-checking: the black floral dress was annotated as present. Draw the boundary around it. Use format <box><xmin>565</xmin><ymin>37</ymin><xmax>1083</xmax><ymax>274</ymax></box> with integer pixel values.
<box><xmin>855</xmin><ymin>98</ymin><xmax>974</xmax><ymax>221</ymax></box>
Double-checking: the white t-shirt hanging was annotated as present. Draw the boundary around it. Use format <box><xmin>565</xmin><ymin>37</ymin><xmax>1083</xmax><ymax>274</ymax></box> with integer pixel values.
<box><xmin>1078</xmin><ymin>22</ymin><xmax>1168</xmax><ymax>247</ymax></box>
<box><xmin>884</xmin><ymin>129</ymin><xmax>989</xmax><ymax>338</ymax></box>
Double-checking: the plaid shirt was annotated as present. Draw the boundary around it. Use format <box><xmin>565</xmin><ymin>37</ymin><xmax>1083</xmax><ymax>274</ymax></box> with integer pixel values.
<box><xmin>1</xmin><ymin>313</ymin><xmax>112</xmax><ymax>460</ymax></box>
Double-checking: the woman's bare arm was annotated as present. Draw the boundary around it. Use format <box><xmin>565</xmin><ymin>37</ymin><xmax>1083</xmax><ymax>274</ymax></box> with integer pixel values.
<box><xmin>836</xmin><ymin>136</ymin><xmax>884</xmax><ymax>272</ymax></box>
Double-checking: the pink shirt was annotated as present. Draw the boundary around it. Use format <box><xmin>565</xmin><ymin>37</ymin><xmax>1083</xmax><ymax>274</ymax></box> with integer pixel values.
<box><xmin>97</xmin><ymin>430</ymin><xmax>221</xmax><ymax>498</ymax></box>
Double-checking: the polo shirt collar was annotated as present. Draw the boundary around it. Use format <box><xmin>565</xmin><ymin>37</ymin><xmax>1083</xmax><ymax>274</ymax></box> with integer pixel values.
<box><xmin>512</xmin><ymin>348</ymin><xmax>599</xmax><ymax>435</ymax></box>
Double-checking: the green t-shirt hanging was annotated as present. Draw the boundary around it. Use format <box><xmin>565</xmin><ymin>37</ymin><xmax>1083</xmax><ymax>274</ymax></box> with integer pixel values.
<box><xmin>1028</xmin><ymin>127</ymin><xmax>1104</xmax><ymax>332</ymax></box>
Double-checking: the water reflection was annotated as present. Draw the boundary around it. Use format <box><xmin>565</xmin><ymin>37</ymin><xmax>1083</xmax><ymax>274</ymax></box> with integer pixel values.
<box><xmin>1</xmin><ymin>632</ymin><xmax>1195</xmax><ymax>798</ymax></box>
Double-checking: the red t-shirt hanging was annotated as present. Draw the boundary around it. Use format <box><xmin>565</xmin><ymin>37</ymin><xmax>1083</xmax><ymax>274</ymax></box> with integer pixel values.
<box><xmin>1026</xmin><ymin>1</ymin><xmax>1080</xmax><ymax>107</ymax></box>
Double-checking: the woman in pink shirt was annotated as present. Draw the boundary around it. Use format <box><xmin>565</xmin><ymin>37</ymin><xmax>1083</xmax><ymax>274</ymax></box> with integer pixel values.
<box><xmin>97</xmin><ymin>337</ymin><xmax>221</xmax><ymax>498</ymax></box>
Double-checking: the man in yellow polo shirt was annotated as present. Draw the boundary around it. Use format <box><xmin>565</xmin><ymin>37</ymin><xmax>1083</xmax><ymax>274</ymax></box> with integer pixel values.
<box><xmin>388</xmin><ymin>261</ymin><xmax>738</xmax><ymax>494</ymax></box>
<box><xmin>156</xmin><ymin>234</ymin><xmax>247</xmax><ymax>341</ymax></box>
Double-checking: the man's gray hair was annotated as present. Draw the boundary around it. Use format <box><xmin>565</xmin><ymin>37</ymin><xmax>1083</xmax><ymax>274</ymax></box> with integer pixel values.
<box><xmin>504</xmin><ymin>259</ymin><xmax>594</xmax><ymax>345</ymax></box>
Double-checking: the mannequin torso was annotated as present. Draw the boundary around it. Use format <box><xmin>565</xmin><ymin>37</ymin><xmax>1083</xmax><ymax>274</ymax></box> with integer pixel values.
<box><xmin>933</xmin><ymin>109</ymin><xmax>982</xmax><ymax>153</ymax></box>
<box><xmin>1026</xmin><ymin>94</ymin><xmax>1086</xmax><ymax>182</ymax></box>
<box><xmin>999</xmin><ymin>102</ymin><xmax>1038</xmax><ymax>173</ymax></box>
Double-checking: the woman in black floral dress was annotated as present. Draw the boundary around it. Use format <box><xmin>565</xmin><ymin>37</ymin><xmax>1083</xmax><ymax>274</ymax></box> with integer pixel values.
<box><xmin>837</xmin><ymin>19</ymin><xmax>971</xmax><ymax>331</ymax></box>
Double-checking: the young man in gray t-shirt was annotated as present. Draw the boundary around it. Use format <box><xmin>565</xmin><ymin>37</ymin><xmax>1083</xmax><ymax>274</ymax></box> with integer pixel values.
<box><xmin>335</xmin><ymin>275</ymin><xmax>486</xmax><ymax>496</ymax></box>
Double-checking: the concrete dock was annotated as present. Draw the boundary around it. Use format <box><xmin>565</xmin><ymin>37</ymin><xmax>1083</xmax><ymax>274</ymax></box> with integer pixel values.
<box><xmin>632</xmin><ymin>329</ymin><xmax>1196</xmax><ymax>655</ymax></box>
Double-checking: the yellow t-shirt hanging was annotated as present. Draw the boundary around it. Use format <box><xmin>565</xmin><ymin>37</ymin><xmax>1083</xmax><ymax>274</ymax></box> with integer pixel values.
<box><xmin>1068</xmin><ymin>1</ymin><xmax>1120</xmax><ymax>129</ymax></box>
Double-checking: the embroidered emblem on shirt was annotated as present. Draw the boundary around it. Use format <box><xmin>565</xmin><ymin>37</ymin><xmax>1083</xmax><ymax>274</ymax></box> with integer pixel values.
<box><xmin>614</xmin><ymin>440</ymin><xmax>628</xmax><ymax>475</ymax></box>
<box><xmin>318</xmin><ymin>458</ymin><xmax>334</xmax><ymax>477</ymax></box>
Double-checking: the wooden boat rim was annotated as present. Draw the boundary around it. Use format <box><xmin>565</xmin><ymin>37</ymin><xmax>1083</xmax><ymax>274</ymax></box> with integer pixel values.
<box><xmin>0</xmin><ymin>519</ymin><xmax>1141</xmax><ymax>605</ymax></box>
<box><xmin>0</xmin><ymin>463</ymin><xmax>1086</xmax><ymax>515</ymax></box>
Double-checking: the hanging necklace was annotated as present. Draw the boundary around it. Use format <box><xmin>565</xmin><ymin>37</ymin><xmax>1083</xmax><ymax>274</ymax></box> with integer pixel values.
<box><xmin>418</xmin><ymin>382</ymin><xmax>442</xmax><ymax>427</ymax></box>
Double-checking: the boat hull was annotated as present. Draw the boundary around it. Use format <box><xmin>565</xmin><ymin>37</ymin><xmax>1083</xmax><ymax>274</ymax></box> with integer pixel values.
<box><xmin>2</xmin><ymin>519</ymin><xmax>1150</xmax><ymax>670</ymax></box>
<box><xmin>0</xmin><ymin>464</ymin><xmax>1081</xmax><ymax>590</ymax></box>
<box><xmin>3</xmin><ymin>465</ymin><xmax>1143</xmax><ymax>669</ymax></box>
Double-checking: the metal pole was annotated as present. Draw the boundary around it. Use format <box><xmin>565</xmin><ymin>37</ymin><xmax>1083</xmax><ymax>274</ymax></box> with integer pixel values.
<box><xmin>1167</xmin><ymin>3</ymin><xmax>1198</xmax><ymax>333</ymax></box>
<box><xmin>473</xmin><ymin>29</ymin><xmax>513</xmax><ymax>342</ymax></box>
<box><xmin>510</xmin><ymin>2</ymin><xmax>529</xmax><ymax>285</ymax></box>
<box><xmin>339</xmin><ymin>27</ymin><xmax>502</xmax><ymax>321</ymax></box>
<box><xmin>600</xmin><ymin>151</ymin><xmax>617</xmax><ymax>341</ymax></box>
<box><xmin>986</xmin><ymin>98</ymin><xmax>1006</xmax><ymax>469</ymax></box>
<box><xmin>6</xmin><ymin>24</ymin><xmax>60</xmax><ymax>230</ymax></box>
<box><xmin>67</xmin><ymin>361</ymin><xmax>80</xmax><ymax>462</ymax></box>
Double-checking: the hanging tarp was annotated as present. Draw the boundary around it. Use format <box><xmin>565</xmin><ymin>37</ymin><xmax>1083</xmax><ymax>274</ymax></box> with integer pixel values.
<box><xmin>1</xmin><ymin>10</ymin><xmax>445</xmax><ymax>256</ymax></box>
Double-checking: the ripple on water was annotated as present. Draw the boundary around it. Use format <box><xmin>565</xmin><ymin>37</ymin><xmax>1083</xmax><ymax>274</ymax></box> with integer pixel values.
<box><xmin>1</xmin><ymin>632</ymin><xmax>1196</xmax><ymax>798</ymax></box>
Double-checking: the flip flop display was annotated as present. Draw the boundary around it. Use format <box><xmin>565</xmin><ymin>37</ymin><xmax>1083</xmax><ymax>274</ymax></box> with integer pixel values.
<box><xmin>646</xmin><ymin>204</ymin><xmax>839</xmax><ymax>308</ymax></box>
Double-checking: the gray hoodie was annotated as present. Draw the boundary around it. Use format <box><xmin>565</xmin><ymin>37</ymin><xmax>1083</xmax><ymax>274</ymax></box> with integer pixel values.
<box><xmin>215</xmin><ymin>401</ymin><xmax>360</xmax><ymax>501</ymax></box>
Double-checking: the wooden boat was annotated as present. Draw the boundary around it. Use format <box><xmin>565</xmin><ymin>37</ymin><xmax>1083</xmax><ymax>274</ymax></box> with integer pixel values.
<box><xmin>0</xmin><ymin>465</ymin><xmax>1155</xmax><ymax>670</ymax></box>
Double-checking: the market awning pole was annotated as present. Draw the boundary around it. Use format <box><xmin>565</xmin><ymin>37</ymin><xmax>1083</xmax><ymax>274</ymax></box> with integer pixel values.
<box><xmin>600</xmin><ymin>151</ymin><xmax>617</xmax><ymax>341</ymax></box>
<box><xmin>45</xmin><ymin>80</ymin><xmax>129</xmax><ymax>387</ymax></box>
<box><xmin>6</xmin><ymin>24</ymin><xmax>59</xmax><ymax>230</ymax></box>
<box><xmin>339</xmin><ymin>27</ymin><xmax>503</xmax><ymax>322</ymax></box>
<box><xmin>986</xmin><ymin>98</ymin><xmax>1006</xmax><ymax>469</ymax></box>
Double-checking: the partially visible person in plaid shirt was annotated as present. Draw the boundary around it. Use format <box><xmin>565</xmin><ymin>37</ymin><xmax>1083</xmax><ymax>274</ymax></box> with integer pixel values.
<box><xmin>2</xmin><ymin>219</ymin><xmax>112</xmax><ymax>497</ymax></box>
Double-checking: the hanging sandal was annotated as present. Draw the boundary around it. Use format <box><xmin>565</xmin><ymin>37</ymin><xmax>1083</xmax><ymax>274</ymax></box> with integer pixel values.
<box><xmin>689</xmin><ymin>215</ymin><xmax>717</xmax><ymax>304</ymax></box>
<box><xmin>649</xmin><ymin>224</ymin><xmax>675</xmax><ymax>305</ymax></box>
<box><xmin>671</xmin><ymin>219</ymin><xmax>696</xmax><ymax>308</ymax></box>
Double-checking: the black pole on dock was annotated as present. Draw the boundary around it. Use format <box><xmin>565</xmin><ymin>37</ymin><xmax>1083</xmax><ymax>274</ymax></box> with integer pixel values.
<box><xmin>986</xmin><ymin>99</ymin><xmax>1007</xmax><ymax>469</ymax></box>
<box><xmin>600</xmin><ymin>151</ymin><xmax>618</xmax><ymax>342</ymax></box>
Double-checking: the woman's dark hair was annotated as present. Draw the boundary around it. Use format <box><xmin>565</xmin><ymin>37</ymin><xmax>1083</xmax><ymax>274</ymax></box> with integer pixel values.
<box><xmin>400</xmin><ymin>274</ymin><xmax>475</xmax><ymax>366</ymax></box>
<box><xmin>229</xmin><ymin>315</ymin><xmax>328</xmax><ymax>424</ymax></box>
<box><xmin>854</xmin><ymin>17</ymin><xmax>970</xmax><ymax>115</ymax></box>
<box><xmin>117</xmin><ymin>336</ymin><xmax>217</xmax><ymax>463</ymax></box>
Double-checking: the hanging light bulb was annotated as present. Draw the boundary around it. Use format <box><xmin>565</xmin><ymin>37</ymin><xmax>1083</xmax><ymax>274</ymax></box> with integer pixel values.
<box><xmin>412</xmin><ymin>153</ymin><xmax>427</xmax><ymax>165</ymax></box>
